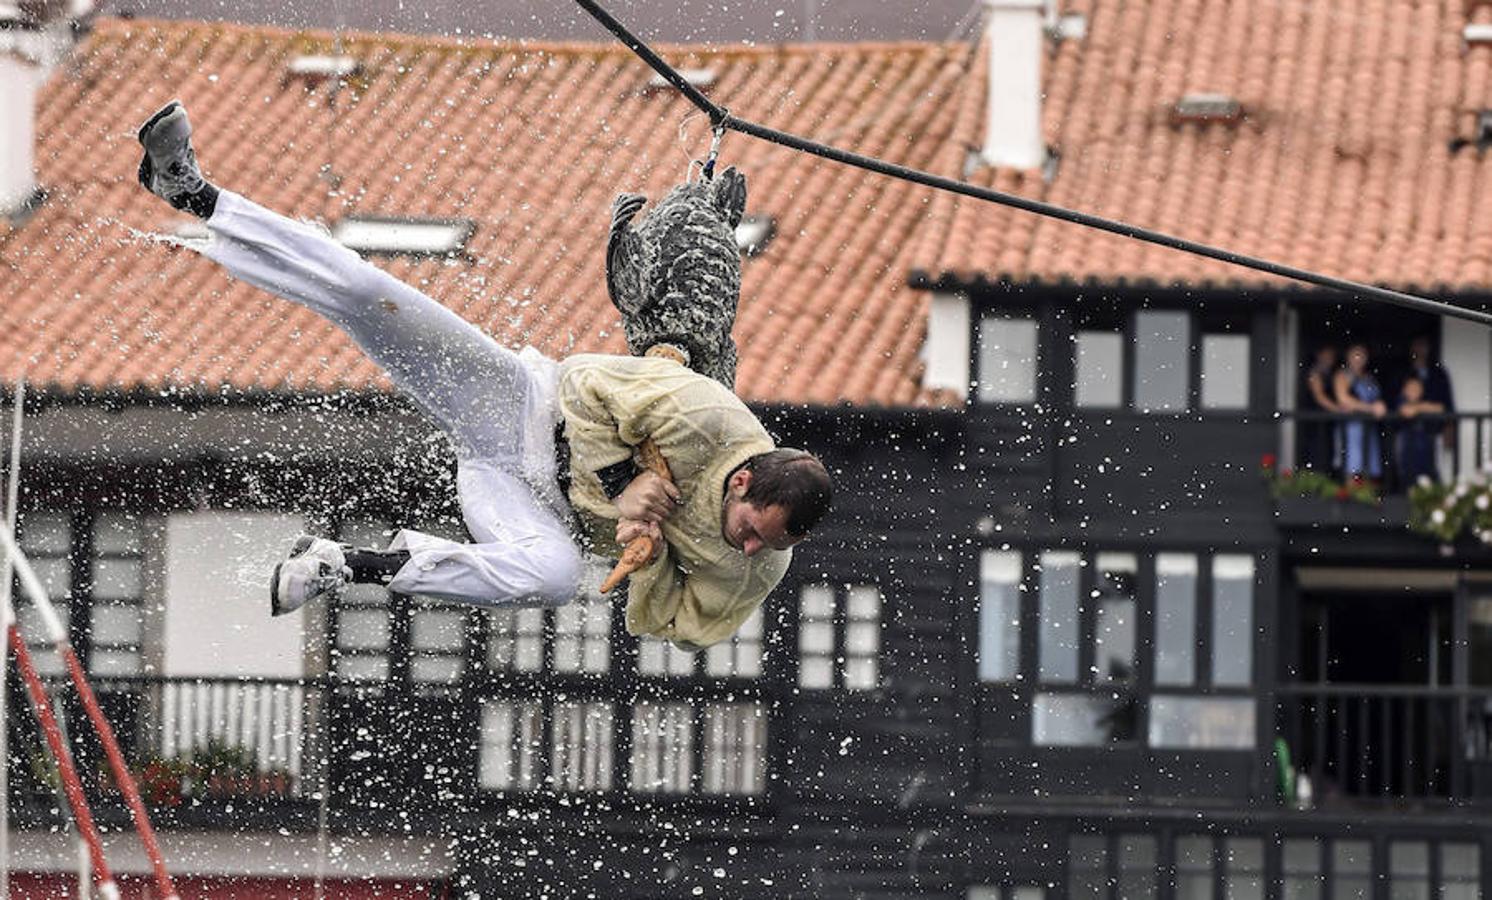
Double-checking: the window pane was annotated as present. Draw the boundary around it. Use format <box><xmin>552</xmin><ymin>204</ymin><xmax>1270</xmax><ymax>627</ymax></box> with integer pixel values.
<box><xmin>19</xmin><ymin>512</ymin><xmax>71</xmax><ymax>554</ymax></box>
<box><xmin>1201</xmin><ymin>333</ymin><xmax>1250</xmax><ymax>410</ymax></box>
<box><xmin>1212</xmin><ymin>555</ymin><xmax>1255</xmax><ymax>687</ymax></box>
<box><xmin>1282</xmin><ymin>838</ymin><xmax>1323</xmax><ymax>900</ymax></box>
<box><xmin>1094</xmin><ymin>553</ymin><xmax>1137</xmax><ymax>684</ymax></box>
<box><xmin>28</xmin><ymin>557</ymin><xmax>71</xmax><ymax>599</ymax></box>
<box><xmin>1225</xmin><ymin>838</ymin><xmax>1264</xmax><ymax>900</ymax></box>
<box><xmin>1068</xmin><ymin>835</ymin><xmax>1107</xmax><ymax>900</ymax></box>
<box><xmin>1470</xmin><ymin>597</ymin><xmax>1492</xmax><ymax>686</ymax></box>
<box><xmin>339</xmin><ymin>656</ymin><xmax>388</xmax><ymax>681</ymax></box>
<box><xmin>94</xmin><ymin>514</ymin><xmax>143</xmax><ymax>555</ymax></box>
<box><xmin>630</xmin><ymin>703</ymin><xmax>694</xmax><ymax>794</ymax></box>
<box><xmin>412</xmin><ymin>609</ymin><xmax>465</xmax><ymax>652</ymax></box>
<box><xmin>1033</xmin><ymin>693</ymin><xmax>1134</xmax><ymax>746</ymax></box>
<box><xmin>1389</xmin><ymin>842</ymin><xmax>1429</xmax><ymax>900</ymax></box>
<box><xmin>488</xmin><ymin>607</ymin><xmax>543</xmax><ymax>673</ymax></box>
<box><xmin>1120</xmin><ymin>835</ymin><xmax>1158</xmax><ymax>900</ymax></box>
<box><xmin>800</xmin><ymin>585</ymin><xmax>835</xmax><ymax>619</ymax></box>
<box><xmin>979</xmin><ymin>550</ymin><xmax>1022</xmax><ymax>682</ymax></box>
<box><xmin>92</xmin><ymin>605</ymin><xmax>142</xmax><ymax>646</ymax></box>
<box><xmin>1332</xmin><ymin>840</ymin><xmax>1372</xmax><ymax>900</ymax></box>
<box><xmin>92</xmin><ymin>558</ymin><xmax>142</xmax><ymax>600</ymax></box>
<box><xmin>479</xmin><ymin>700</ymin><xmax>542</xmax><ymax>791</ymax></box>
<box><xmin>1148</xmin><ymin>696</ymin><xmax>1256</xmax><ymax>749</ymax></box>
<box><xmin>1076</xmin><ymin>330</ymin><xmax>1124</xmax><ymax>408</ymax></box>
<box><xmin>1155</xmin><ymin>554</ymin><xmax>1198</xmax><ymax>686</ymax></box>
<box><xmin>800</xmin><ymin>657</ymin><xmax>833</xmax><ymax>689</ymax></box>
<box><xmin>553</xmin><ymin>600</ymin><xmax>610</xmax><ymax>674</ymax></box>
<box><xmin>703</xmin><ymin>702</ymin><xmax>767</xmax><ymax>795</ymax></box>
<box><xmin>1177</xmin><ymin>835</ymin><xmax>1215</xmax><ymax>900</ymax></box>
<box><xmin>551</xmin><ymin>701</ymin><xmax>614</xmax><ymax>792</ymax></box>
<box><xmin>846</xmin><ymin>621</ymin><xmax>879</xmax><ymax>654</ymax></box>
<box><xmin>800</xmin><ymin>622</ymin><xmax>835</xmax><ymax>656</ymax></box>
<box><xmin>844</xmin><ymin>656</ymin><xmax>877</xmax><ymax>691</ymax></box>
<box><xmin>1442</xmin><ymin>843</ymin><xmax>1479</xmax><ymax>878</ymax></box>
<box><xmin>1134</xmin><ymin>310</ymin><xmax>1191</xmax><ymax>412</ymax></box>
<box><xmin>411</xmin><ymin>656</ymin><xmax>462</xmax><ymax>683</ymax></box>
<box><xmin>338</xmin><ymin>608</ymin><xmax>390</xmax><ymax>651</ymax></box>
<box><xmin>706</xmin><ymin>607</ymin><xmax>763</xmax><ymax>679</ymax></box>
<box><xmin>978</xmin><ymin>315</ymin><xmax>1038</xmax><ymax>404</ymax></box>
<box><xmin>799</xmin><ymin>584</ymin><xmax>837</xmax><ymax>688</ymax></box>
<box><xmin>639</xmin><ymin>639</ymin><xmax>695</xmax><ymax>678</ymax></box>
<box><xmin>1038</xmin><ymin>551</ymin><xmax>1081</xmax><ymax>683</ymax></box>
<box><xmin>847</xmin><ymin>586</ymin><xmax>881</xmax><ymax>619</ymax></box>
<box><xmin>1441</xmin><ymin>843</ymin><xmax>1479</xmax><ymax>900</ymax></box>
<box><xmin>90</xmin><ymin>649</ymin><xmax>141</xmax><ymax>676</ymax></box>
<box><xmin>18</xmin><ymin>605</ymin><xmax>68</xmax><ymax>676</ymax></box>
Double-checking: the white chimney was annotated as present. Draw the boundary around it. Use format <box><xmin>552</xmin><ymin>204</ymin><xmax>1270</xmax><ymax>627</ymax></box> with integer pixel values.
<box><xmin>0</xmin><ymin>1</ymin><xmax>93</xmax><ymax>216</ymax></box>
<box><xmin>0</xmin><ymin>55</ymin><xmax>42</xmax><ymax>214</ymax></box>
<box><xmin>982</xmin><ymin>0</ymin><xmax>1048</xmax><ymax>170</ymax></box>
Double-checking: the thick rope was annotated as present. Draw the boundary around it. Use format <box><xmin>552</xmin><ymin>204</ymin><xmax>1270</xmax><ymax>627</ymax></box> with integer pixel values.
<box><xmin>574</xmin><ymin>0</ymin><xmax>1492</xmax><ymax>327</ymax></box>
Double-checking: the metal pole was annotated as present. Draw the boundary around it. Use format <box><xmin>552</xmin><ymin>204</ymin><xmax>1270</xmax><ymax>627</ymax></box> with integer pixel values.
<box><xmin>3</xmin><ymin>623</ymin><xmax>118</xmax><ymax>900</ymax></box>
<box><xmin>0</xmin><ymin>382</ymin><xmax>18</xmax><ymax>900</ymax></box>
<box><xmin>0</xmin><ymin>521</ymin><xmax>179</xmax><ymax>900</ymax></box>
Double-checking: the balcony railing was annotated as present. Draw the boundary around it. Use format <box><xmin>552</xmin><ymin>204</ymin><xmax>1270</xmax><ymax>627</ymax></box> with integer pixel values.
<box><xmin>1284</xmin><ymin>411</ymin><xmax>1492</xmax><ymax>495</ymax></box>
<box><xmin>1276</xmin><ymin>684</ymin><xmax>1492</xmax><ymax>804</ymax></box>
<box><xmin>13</xmin><ymin>676</ymin><xmax>326</xmax><ymax>810</ymax></box>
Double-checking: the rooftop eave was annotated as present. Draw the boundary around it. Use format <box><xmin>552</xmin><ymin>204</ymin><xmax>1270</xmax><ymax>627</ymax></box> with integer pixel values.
<box><xmin>907</xmin><ymin>268</ymin><xmax>1492</xmax><ymax>313</ymax></box>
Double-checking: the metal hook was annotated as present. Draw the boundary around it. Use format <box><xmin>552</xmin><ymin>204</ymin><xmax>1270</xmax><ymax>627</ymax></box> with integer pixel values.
<box><xmin>702</xmin><ymin>111</ymin><xmax>731</xmax><ymax>181</ymax></box>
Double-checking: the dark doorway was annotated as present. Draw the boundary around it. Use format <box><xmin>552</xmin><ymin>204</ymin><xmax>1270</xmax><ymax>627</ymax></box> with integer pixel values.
<box><xmin>1299</xmin><ymin>591</ymin><xmax>1453</xmax><ymax>685</ymax></box>
<box><xmin>1287</xmin><ymin>588</ymin><xmax>1459</xmax><ymax>800</ymax></box>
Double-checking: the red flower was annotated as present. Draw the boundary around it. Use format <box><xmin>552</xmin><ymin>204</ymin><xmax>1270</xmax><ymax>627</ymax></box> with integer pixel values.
<box><xmin>1336</xmin><ymin>486</ymin><xmax>1351</xmax><ymax>500</ymax></box>
<box><xmin>1280</xmin><ymin>469</ymin><xmax>1295</xmax><ymax>479</ymax></box>
<box><xmin>1261</xmin><ymin>453</ymin><xmax>1278</xmax><ymax>470</ymax></box>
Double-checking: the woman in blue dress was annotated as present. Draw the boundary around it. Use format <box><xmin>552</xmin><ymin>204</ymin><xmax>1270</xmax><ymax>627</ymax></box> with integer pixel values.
<box><xmin>1333</xmin><ymin>344</ymin><xmax>1387</xmax><ymax>480</ymax></box>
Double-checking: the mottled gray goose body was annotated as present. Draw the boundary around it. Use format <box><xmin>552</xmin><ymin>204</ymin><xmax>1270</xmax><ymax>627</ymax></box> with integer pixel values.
<box><xmin>605</xmin><ymin>167</ymin><xmax>747</xmax><ymax>389</ymax></box>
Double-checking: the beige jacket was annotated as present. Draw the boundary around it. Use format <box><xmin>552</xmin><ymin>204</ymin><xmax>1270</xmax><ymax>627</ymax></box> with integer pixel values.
<box><xmin>558</xmin><ymin>354</ymin><xmax>791</xmax><ymax>650</ymax></box>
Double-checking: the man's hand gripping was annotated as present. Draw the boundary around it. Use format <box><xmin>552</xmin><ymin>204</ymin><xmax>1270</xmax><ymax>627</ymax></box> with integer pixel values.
<box><xmin>613</xmin><ymin>470</ymin><xmax>679</xmax><ymax>562</ymax></box>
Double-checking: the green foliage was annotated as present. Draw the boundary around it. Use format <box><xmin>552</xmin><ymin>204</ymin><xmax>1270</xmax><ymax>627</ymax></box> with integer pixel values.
<box><xmin>1408</xmin><ymin>477</ymin><xmax>1492</xmax><ymax>544</ymax></box>
<box><xmin>1260</xmin><ymin>456</ymin><xmax>1378</xmax><ymax>505</ymax></box>
<box><xmin>112</xmin><ymin>738</ymin><xmax>293</xmax><ymax>806</ymax></box>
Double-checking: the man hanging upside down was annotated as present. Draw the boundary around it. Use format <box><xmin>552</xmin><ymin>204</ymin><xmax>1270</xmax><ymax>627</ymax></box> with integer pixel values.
<box><xmin>135</xmin><ymin>101</ymin><xmax>833</xmax><ymax>651</ymax></box>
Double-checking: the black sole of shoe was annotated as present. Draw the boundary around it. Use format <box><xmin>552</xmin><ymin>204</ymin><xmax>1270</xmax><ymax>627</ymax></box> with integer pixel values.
<box><xmin>137</xmin><ymin>100</ymin><xmax>181</xmax><ymax>144</ymax></box>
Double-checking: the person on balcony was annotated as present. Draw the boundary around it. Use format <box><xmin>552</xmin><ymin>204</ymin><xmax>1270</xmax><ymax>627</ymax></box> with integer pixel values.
<box><xmin>1396</xmin><ymin>376</ymin><xmax>1446</xmax><ymax>483</ymax></box>
<box><xmin>1334</xmin><ymin>344</ymin><xmax>1386</xmax><ymax>481</ymax></box>
<box><xmin>1409</xmin><ymin>335</ymin><xmax>1456</xmax><ymax>412</ymax></box>
<box><xmin>1298</xmin><ymin>344</ymin><xmax>1341</xmax><ymax>474</ymax></box>
<box><xmin>1408</xmin><ymin>334</ymin><xmax>1456</xmax><ymax>458</ymax></box>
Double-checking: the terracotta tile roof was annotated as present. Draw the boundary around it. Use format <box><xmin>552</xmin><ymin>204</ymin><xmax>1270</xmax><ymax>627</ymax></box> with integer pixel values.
<box><xmin>0</xmin><ymin>18</ymin><xmax>975</xmax><ymax>407</ymax></box>
<box><xmin>916</xmin><ymin>0</ymin><xmax>1492</xmax><ymax>294</ymax></box>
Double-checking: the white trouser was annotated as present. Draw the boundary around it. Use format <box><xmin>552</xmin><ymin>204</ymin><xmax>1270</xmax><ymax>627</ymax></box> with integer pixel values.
<box><xmin>199</xmin><ymin>190</ymin><xmax>581</xmax><ymax>607</ymax></box>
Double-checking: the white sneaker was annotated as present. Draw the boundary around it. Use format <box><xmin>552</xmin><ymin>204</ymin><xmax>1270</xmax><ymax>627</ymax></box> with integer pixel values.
<box><xmin>270</xmin><ymin>535</ymin><xmax>349</xmax><ymax>616</ymax></box>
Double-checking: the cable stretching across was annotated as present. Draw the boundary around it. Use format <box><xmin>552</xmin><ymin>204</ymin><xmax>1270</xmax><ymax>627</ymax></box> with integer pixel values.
<box><xmin>574</xmin><ymin>0</ymin><xmax>1492</xmax><ymax>328</ymax></box>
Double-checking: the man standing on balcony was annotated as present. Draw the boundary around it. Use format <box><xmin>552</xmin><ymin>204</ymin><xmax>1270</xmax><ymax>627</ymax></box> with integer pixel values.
<box><xmin>1408</xmin><ymin>335</ymin><xmax>1456</xmax><ymax>416</ymax></box>
<box><xmin>1407</xmin><ymin>335</ymin><xmax>1456</xmax><ymax>479</ymax></box>
<box><xmin>133</xmin><ymin>101</ymin><xmax>833</xmax><ymax>651</ymax></box>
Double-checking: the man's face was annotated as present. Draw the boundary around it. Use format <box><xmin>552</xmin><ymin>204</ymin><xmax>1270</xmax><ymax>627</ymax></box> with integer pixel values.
<box><xmin>721</xmin><ymin>470</ymin><xmax>803</xmax><ymax>556</ymax></box>
<box><xmin>722</xmin><ymin>497</ymin><xmax>800</xmax><ymax>557</ymax></box>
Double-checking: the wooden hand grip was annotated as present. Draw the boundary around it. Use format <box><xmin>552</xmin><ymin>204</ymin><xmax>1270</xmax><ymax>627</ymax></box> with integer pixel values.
<box><xmin>598</xmin><ymin>437</ymin><xmax>673</xmax><ymax>593</ymax></box>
